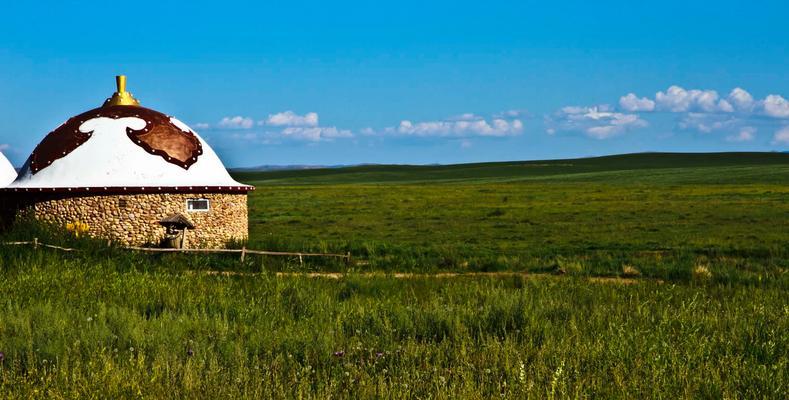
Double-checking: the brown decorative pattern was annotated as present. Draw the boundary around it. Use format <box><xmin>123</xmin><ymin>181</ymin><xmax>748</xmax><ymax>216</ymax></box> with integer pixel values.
<box><xmin>133</xmin><ymin>123</ymin><xmax>199</xmax><ymax>165</ymax></box>
<box><xmin>28</xmin><ymin>115</ymin><xmax>94</xmax><ymax>173</ymax></box>
<box><xmin>120</xmin><ymin>106</ymin><xmax>203</xmax><ymax>169</ymax></box>
<box><xmin>29</xmin><ymin>105</ymin><xmax>203</xmax><ymax>174</ymax></box>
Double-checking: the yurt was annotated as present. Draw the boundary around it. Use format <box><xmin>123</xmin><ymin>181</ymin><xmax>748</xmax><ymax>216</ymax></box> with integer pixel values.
<box><xmin>0</xmin><ymin>76</ymin><xmax>253</xmax><ymax>248</ymax></box>
<box><xmin>0</xmin><ymin>150</ymin><xmax>16</xmax><ymax>187</ymax></box>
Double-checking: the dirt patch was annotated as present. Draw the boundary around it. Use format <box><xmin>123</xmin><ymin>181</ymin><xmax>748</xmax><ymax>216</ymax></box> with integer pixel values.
<box><xmin>194</xmin><ymin>270</ymin><xmax>648</xmax><ymax>284</ymax></box>
<box><xmin>588</xmin><ymin>276</ymin><xmax>641</xmax><ymax>285</ymax></box>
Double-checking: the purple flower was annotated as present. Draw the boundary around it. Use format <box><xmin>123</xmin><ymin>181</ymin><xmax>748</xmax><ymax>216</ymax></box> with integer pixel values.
<box><xmin>187</xmin><ymin>348</ymin><xmax>194</xmax><ymax>357</ymax></box>
<box><xmin>375</xmin><ymin>352</ymin><xmax>384</xmax><ymax>358</ymax></box>
<box><xmin>0</xmin><ymin>351</ymin><xmax>4</xmax><ymax>363</ymax></box>
<box><xmin>333</xmin><ymin>351</ymin><xmax>345</xmax><ymax>357</ymax></box>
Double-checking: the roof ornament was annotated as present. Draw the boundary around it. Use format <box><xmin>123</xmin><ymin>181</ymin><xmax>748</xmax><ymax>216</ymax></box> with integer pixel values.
<box><xmin>103</xmin><ymin>75</ymin><xmax>140</xmax><ymax>107</ymax></box>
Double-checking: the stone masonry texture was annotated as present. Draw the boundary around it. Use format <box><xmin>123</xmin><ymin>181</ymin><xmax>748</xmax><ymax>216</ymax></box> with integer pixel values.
<box><xmin>3</xmin><ymin>192</ymin><xmax>247</xmax><ymax>248</ymax></box>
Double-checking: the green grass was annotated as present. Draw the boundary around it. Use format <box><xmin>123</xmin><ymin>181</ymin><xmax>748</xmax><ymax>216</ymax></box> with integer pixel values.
<box><xmin>233</xmin><ymin>152</ymin><xmax>789</xmax><ymax>185</ymax></box>
<box><xmin>0</xmin><ymin>248</ymin><xmax>785</xmax><ymax>398</ymax></box>
<box><xmin>0</xmin><ymin>152</ymin><xmax>787</xmax><ymax>397</ymax></box>
<box><xmin>241</xmin><ymin>153</ymin><xmax>789</xmax><ymax>287</ymax></box>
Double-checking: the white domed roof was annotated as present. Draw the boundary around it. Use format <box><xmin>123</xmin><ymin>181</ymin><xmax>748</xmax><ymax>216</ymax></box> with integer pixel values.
<box><xmin>0</xmin><ymin>151</ymin><xmax>17</xmax><ymax>187</ymax></box>
<box><xmin>4</xmin><ymin>77</ymin><xmax>251</xmax><ymax>193</ymax></box>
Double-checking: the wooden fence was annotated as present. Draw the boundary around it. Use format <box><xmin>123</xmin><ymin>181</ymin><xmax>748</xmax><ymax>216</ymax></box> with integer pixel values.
<box><xmin>1</xmin><ymin>238</ymin><xmax>352</xmax><ymax>264</ymax></box>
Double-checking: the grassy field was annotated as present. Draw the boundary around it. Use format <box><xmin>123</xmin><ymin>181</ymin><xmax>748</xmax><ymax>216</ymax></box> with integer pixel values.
<box><xmin>241</xmin><ymin>152</ymin><xmax>789</xmax><ymax>285</ymax></box>
<box><xmin>0</xmin><ymin>152</ymin><xmax>787</xmax><ymax>398</ymax></box>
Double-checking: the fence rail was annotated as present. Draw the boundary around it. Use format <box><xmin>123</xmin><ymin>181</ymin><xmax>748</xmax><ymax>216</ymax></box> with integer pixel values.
<box><xmin>1</xmin><ymin>238</ymin><xmax>351</xmax><ymax>264</ymax></box>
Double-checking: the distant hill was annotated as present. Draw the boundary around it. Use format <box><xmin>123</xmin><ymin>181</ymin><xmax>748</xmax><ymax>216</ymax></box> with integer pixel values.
<box><xmin>230</xmin><ymin>163</ymin><xmax>390</xmax><ymax>172</ymax></box>
<box><xmin>230</xmin><ymin>165</ymin><xmax>338</xmax><ymax>172</ymax></box>
<box><xmin>230</xmin><ymin>152</ymin><xmax>789</xmax><ymax>185</ymax></box>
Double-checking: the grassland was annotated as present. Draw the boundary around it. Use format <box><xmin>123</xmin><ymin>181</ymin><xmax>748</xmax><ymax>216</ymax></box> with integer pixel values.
<box><xmin>242</xmin><ymin>153</ymin><xmax>789</xmax><ymax>285</ymax></box>
<box><xmin>0</xmin><ymin>152</ymin><xmax>787</xmax><ymax>398</ymax></box>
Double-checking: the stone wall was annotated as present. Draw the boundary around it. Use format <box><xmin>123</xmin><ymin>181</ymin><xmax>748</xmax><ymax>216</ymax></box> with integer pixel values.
<box><xmin>6</xmin><ymin>192</ymin><xmax>247</xmax><ymax>248</ymax></box>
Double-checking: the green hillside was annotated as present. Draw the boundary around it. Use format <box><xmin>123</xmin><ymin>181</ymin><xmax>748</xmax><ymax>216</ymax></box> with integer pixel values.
<box><xmin>232</xmin><ymin>152</ymin><xmax>789</xmax><ymax>185</ymax></box>
<box><xmin>1</xmin><ymin>151</ymin><xmax>787</xmax><ymax>397</ymax></box>
<box><xmin>236</xmin><ymin>151</ymin><xmax>789</xmax><ymax>283</ymax></box>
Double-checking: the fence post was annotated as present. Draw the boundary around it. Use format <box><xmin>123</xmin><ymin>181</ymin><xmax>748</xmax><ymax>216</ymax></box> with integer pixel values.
<box><xmin>298</xmin><ymin>254</ymin><xmax>303</xmax><ymax>265</ymax></box>
<box><xmin>240</xmin><ymin>246</ymin><xmax>246</xmax><ymax>262</ymax></box>
<box><xmin>33</xmin><ymin>237</ymin><xmax>38</xmax><ymax>250</ymax></box>
<box><xmin>345</xmin><ymin>252</ymin><xmax>352</xmax><ymax>267</ymax></box>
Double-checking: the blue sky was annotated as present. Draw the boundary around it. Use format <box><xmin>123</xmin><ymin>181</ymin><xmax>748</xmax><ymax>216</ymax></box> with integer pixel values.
<box><xmin>1</xmin><ymin>1</ymin><xmax>788</xmax><ymax>167</ymax></box>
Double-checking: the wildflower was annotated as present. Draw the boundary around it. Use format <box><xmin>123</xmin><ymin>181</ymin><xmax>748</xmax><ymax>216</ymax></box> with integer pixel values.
<box><xmin>375</xmin><ymin>352</ymin><xmax>384</xmax><ymax>358</ymax></box>
<box><xmin>622</xmin><ymin>265</ymin><xmax>641</xmax><ymax>277</ymax></box>
<box><xmin>187</xmin><ymin>348</ymin><xmax>194</xmax><ymax>357</ymax></box>
<box><xmin>66</xmin><ymin>221</ymin><xmax>90</xmax><ymax>237</ymax></box>
<box><xmin>0</xmin><ymin>351</ymin><xmax>5</xmax><ymax>363</ymax></box>
<box><xmin>693</xmin><ymin>264</ymin><xmax>713</xmax><ymax>280</ymax></box>
<box><xmin>550</xmin><ymin>360</ymin><xmax>565</xmax><ymax>397</ymax></box>
<box><xmin>519</xmin><ymin>362</ymin><xmax>526</xmax><ymax>384</ymax></box>
<box><xmin>333</xmin><ymin>350</ymin><xmax>345</xmax><ymax>357</ymax></box>
<box><xmin>87</xmin><ymin>316</ymin><xmax>93</xmax><ymax>322</ymax></box>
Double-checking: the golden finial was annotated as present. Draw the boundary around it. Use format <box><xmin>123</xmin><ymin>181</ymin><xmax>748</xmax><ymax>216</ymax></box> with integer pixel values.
<box><xmin>103</xmin><ymin>75</ymin><xmax>140</xmax><ymax>107</ymax></box>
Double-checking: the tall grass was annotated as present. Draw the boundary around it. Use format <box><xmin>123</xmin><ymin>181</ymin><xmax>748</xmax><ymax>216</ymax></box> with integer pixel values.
<box><xmin>0</xmin><ymin>245</ymin><xmax>785</xmax><ymax>398</ymax></box>
<box><xmin>0</xmin><ymin>157</ymin><xmax>787</xmax><ymax>397</ymax></box>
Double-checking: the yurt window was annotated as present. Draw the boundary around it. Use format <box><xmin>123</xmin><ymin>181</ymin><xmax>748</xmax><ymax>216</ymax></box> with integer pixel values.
<box><xmin>186</xmin><ymin>198</ymin><xmax>210</xmax><ymax>212</ymax></box>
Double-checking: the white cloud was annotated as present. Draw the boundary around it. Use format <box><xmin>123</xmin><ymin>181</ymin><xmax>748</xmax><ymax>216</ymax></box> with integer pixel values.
<box><xmin>386</xmin><ymin>115</ymin><xmax>523</xmax><ymax>137</ymax></box>
<box><xmin>773</xmin><ymin>126</ymin><xmax>789</xmax><ymax>145</ymax></box>
<box><xmin>606</xmin><ymin>86</ymin><xmax>789</xmax><ymax>142</ymax></box>
<box><xmin>655</xmin><ymin>86</ymin><xmax>732</xmax><ymax>113</ymax></box>
<box><xmin>371</xmin><ymin>110</ymin><xmax>527</xmax><ymax>138</ymax></box>
<box><xmin>230</xmin><ymin>126</ymin><xmax>352</xmax><ymax>142</ymax></box>
<box><xmin>619</xmin><ymin>93</ymin><xmax>655</xmax><ymax>112</ymax></box>
<box><xmin>493</xmin><ymin>109</ymin><xmax>529</xmax><ymax>118</ymax></box>
<box><xmin>230</xmin><ymin>132</ymin><xmax>258</xmax><ymax>141</ymax></box>
<box><xmin>265</xmin><ymin>111</ymin><xmax>319</xmax><ymax>127</ymax></box>
<box><xmin>728</xmin><ymin>88</ymin><xmax>755</xmax><ymax>112</ymax></box>
<box><xmin>547</xmin><ymin>105</ymin><xmax>648</xmax><ymax>139</ymax></box>
<box><xmin>619</xmin><ymin>86</ymin><xmax>789</xmax><ymax>120</ymax></box>
<box><xmin>200</xmin><ymin>111</ymin><xmax>321</xmax><ymax>130</ymax></box>
<box><xmin>448</xmin><ymin>113</ymin><xmax>481</xmax><ymax>121</ymax></box>
<box><xmin>280</xmin><ymin>126</ymin><xmax>352</xmax><ymax>141</ymax></box>
<box><xmin>218</xmin><ymin>116</ymin><xmax>254</xmax><ymax>129</ymax></box>
<box><xmin>725</xmin><ymin>127</ymin><xmax>756</xmax><ymax>142</ymax></box>
<box><xmin>762</xmin><ymin>95</ymin><xmax>789</xmax><ymax>118</ymax></box>
<box><xmin>460</xmin><ymin>139</ymin><xmax>473</xmax><ymax>148</ymax></box>
<box><xmin>205</xmin><ymin>111</ymin><xmax>351</xmax><ymax>142</ymax></box>
<box><xmin>718</xmin><ymin>100</ymin><xmax>734</xmax><ymax>113</ymax></box>
<box><xmin>678</xmin><ymin>113</ymin><xmax>739</xmax><ymax>133</ymax></box>
<box><xmin>678</xmin><ymin>114</ymin><xmax>762</xmax><ymax>143</ymax></box>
